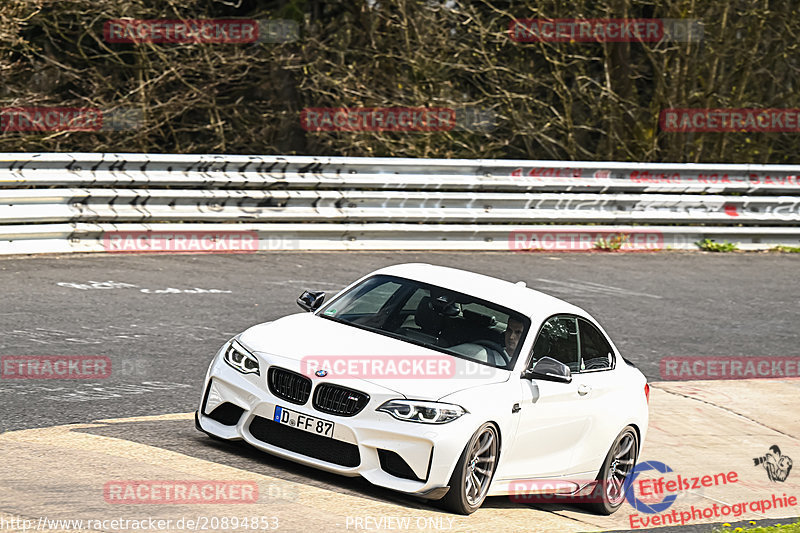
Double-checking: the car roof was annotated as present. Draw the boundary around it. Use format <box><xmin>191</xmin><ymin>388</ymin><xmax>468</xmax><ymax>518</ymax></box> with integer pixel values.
<box><xmin>370</xmin><ymin>263</ymin><xmax>587</xmax><ymax>323</ymax></box>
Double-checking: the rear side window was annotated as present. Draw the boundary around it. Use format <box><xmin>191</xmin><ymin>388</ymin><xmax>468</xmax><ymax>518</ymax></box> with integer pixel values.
<box><xmin>529</xmin><ymin>315</ymin><xmax>615</xmax><ymax>373</ymax></box>
<box><xmin>578</xmin><ymin>318</ymin><xmax>614</xmax><ymax>371</ymax></box>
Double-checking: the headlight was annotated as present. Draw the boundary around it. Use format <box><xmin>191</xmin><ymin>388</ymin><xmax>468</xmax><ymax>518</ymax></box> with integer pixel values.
<box><xmin>377</xmin><ymin>400</ymin><xmax>467</xmax><ymax>424</ymax></box>
<box><xmin>223</xmin><ymin>340</ymin><xmax>260</xmax><ymax>375</ymax></box>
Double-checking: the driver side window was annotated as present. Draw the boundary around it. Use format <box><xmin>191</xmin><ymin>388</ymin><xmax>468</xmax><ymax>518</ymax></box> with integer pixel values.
<box><xmin>530</xmin><ymin>316</ymin><xmax>580</xmax><ymax>372</ymax></box>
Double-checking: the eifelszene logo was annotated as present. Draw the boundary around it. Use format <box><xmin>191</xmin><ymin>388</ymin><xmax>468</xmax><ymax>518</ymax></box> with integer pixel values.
<box><xmin>753</xmin><ymin>445</ymin><xmax>793</xmax><ymax>482</ymax></box>
<box><xmin>624</xmin><ymin>461</ymin><xmax>678</xmax><ymax>513</ymax></box>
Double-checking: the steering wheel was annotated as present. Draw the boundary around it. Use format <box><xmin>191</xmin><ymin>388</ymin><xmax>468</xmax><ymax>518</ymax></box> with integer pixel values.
<box><xmin>471</xmin><ymin>340</ymin><xmax>510</xmax><ymax>366</ymax></box>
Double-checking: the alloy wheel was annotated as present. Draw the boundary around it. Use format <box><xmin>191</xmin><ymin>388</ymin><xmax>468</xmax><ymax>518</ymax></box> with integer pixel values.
<box><xmin>464</xmin><ymin>426</ymin><xmax>498</xmax><ymax>506</ymax></box>
<box><xmin>605</xmin><ymin>430</ymin><xmax>637</xmax><ymax>505</ymax></box>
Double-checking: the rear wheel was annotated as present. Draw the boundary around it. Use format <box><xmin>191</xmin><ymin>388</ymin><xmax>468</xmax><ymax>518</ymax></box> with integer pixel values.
<box><xmin>438</xmin><ymin>423</ymin><xmax>499</xmax><ymax>515</ymax></box>
<box><xmin>580</xmin><ymin>426</ymin><xmax>639</xmax><ymax>515</ymax></box>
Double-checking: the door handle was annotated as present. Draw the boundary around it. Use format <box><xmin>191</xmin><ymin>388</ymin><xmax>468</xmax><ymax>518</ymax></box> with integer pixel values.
<box><xmin>577</xmin><ymin>384</ymin><xmax>592</xmax><ymax>396</ymax></box>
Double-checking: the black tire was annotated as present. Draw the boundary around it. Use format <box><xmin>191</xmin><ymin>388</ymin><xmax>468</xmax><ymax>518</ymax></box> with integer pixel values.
<box><xmin>580</xmin><ymin>426</ymin><xmax>639</xmax><ymax>515</ymax></box>
<box><xmin>437</xmin><ymin>423</ymin><xmax>499</xmax><ymax>515</ymax></box>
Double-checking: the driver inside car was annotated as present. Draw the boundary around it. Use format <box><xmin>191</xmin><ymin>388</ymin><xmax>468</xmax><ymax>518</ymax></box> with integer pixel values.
<box><xmin>504</xmin><ymin>316</ymin><xmax>525</xmax><ymax>357</ymax></box>
<box><xmin>456</xmin><ymin>315</ymin><xmax>525</xmax><ymax>367</ymax></box>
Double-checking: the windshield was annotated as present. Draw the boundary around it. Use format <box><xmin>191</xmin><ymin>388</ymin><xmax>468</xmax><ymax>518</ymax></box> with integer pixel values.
<box><xmin>317</xmin><ymin>275</ymin><xmax>530</xmax><ymax>369</ymax></box>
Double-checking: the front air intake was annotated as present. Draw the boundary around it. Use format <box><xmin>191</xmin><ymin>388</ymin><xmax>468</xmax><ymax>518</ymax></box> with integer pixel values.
<box><xmin>248</xmin><ymin>416</ymin><xmax>360</xmax><ymax>467</ymax></box>
<box><xmin>378</xmin><ymin>449</ymin><xmax>426</xmax><ymax>482</ymax></box>
<box><xmin>207</xmin><ymin>402</ymin><xmax>245</xmax><ymax>426</ymax></box>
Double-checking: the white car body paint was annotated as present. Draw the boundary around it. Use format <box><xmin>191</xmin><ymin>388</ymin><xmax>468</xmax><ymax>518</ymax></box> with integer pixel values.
<box><xmin>196</xmin><ymin>263</ymin><xmax>649</xmax><ymax>504</ymax></box>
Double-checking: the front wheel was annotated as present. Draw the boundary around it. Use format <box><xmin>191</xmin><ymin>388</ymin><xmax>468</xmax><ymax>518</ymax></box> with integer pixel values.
<box><xmin>437</xmin><ymin>423</ymin><xmax>499</xmax><ymax>515</ymax></box>
<box><xmin>581</xmin><ymin>426</ymin><xmax>639</xmax><ymax>515</ymax></box>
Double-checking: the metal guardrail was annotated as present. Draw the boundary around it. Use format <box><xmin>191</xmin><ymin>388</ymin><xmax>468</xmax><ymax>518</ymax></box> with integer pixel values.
<box><xmin>1</xmin><ymin>153</ymin><xmax>799</xmax><ymax>254</ymax></box>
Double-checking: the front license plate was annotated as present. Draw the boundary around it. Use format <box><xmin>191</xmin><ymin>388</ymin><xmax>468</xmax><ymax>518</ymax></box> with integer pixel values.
<box><xmin>273</xmin><ymin>405</ymin><xmax>334</xmax><ymax>437</ymax></box>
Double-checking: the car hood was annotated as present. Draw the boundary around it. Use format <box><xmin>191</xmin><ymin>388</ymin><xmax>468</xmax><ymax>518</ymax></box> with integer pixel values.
<box><xmin>237</xmin><ymin>312</ymin><xmax>510</xmax><ymax>401</ymax></box>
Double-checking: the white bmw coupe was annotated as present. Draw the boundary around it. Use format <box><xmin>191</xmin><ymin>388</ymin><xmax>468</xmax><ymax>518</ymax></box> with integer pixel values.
<box><xmin>196</xmin><ymin>263</ymin><xmax>649</xmax><ymax>514</ymax></box>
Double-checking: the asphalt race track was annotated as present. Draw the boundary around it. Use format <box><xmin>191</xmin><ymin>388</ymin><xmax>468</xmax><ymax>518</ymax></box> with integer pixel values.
<box><xmin>1</xmin><ymin>251</ymin><xmax>797</xmax><ymax>431</ymax></box>
<box><xmin>1</xmin><ymin>251</ymin><xmax>799</xmax><ymax>533</ymax></box>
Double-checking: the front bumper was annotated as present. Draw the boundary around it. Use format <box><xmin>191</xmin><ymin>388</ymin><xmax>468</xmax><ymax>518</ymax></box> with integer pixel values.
<box><xmin>196</xmin><ymin>350</ymin><xmax>475</xmax><ymax>497</ymax></box>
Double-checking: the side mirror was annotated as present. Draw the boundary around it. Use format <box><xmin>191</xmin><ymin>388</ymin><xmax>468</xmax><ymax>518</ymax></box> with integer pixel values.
<box><xmin>297</xmin><ymin>290</ymin><xmax>325</xmax><ymax>312</ymax></box>
<box><xmin>521</xmin><ymin>356</ymin><xmax>572</xmax><ymax>384</ymax></box>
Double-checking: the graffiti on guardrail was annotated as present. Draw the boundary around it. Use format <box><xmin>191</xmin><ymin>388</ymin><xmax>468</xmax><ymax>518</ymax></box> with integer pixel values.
<box><xmin>2</xmin><ymin>155</ymin><xmax>800</xmax><ymax>254</ymax></box>
<box><xmin>631</xmin><ymin>171</ymin><xmax>800</xmax><ymax>186</ymax></box>
<box><xmin>509</xmin><ymin>167</ymin><xmax>800</xmax><ymax>187</ymax></box>
<box><xmin>511</xmin><ymin>167</ymin><xmax>599</xmax><ymax>178</ymax></box>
